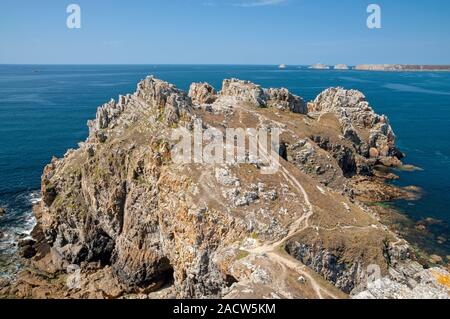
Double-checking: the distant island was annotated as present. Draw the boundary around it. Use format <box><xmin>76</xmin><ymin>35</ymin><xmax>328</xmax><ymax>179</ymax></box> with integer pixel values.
<box><xmin>333</xmin><ymin>64</ymin><xmax>349</xmax><ymax>70</ymax></box>
<box><xmin>355</xmin><ymin>64</ymin><xmax>450</xmax><ymax>72</ymax></box>
<box><xmin>308</xmin><ymin>63</ymin><xmax>330</xmax><ymax>70</ymax></box>
<box><xmin>304</xmin><ymin>64</ymin><xmax>450</xmax><ymax>72</ymax></box>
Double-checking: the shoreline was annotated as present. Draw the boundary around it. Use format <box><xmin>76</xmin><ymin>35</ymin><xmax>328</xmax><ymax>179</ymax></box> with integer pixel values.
<box><xmin>351</xmin><ymin>163</ymin><xmax>449</xmax><ymax>267</ymax></box>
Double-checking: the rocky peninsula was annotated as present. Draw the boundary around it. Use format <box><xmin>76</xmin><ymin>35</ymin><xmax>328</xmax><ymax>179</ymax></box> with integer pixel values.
<box><xmin>355</xmin><ymin>64</ymin><xmax>450</xmax><ymax>72</ymax></box>
<box><xmin>1</xmin><ymin>77</ymin><xmax>449</xmax><ymax>299</ymax></box>
<box><xmin>333</xmin><ymin>64</ymin><xmax>349</xmax><ymax>70</ymax></box>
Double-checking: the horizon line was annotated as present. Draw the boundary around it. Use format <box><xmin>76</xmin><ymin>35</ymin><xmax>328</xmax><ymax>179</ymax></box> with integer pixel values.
<box><xmin>1</xmin><ymin>63</ymin><xmax>450</xmax><ymax>66</ymax></box>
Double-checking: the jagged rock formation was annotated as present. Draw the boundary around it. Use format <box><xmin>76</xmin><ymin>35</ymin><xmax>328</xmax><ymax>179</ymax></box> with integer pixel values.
<box><xmin>220</xmin><ymin>79</ymin><xmax>266</xmax><ymax>107</ymax></box>
<box><xmin>189</xmin><ymin>82</ymin><xmax>217</xmax><ymax>105</ymax></box>
<box><xmin>355</xmin><ymin>64</ymin><xmax>450</xmax><ymax>72</ymax></box>
<box><xmin>308</xmin><ymin>87</ymin><xmax>402</xmax><ymax>166</ymax></box>
<box><xmin>334</xmin><ymin>64</ymin><xmax>350</xmax><ymax>70</ymax></box>
<box><xmin>353</xmin><ymin>266</ymin><xmax>450</xmax><ymax>299</ymax></box>
<box><xmin>265</xmin><ymin>88</ymin><xmax>307</xmax><ymax>114</ymax></box>
<box><xmin>2</xmin><ymin>76</ymin><xmax>448</xmax><ymax>299</ymax></box>
<box><xmin>219</xmin><ymin>79</ymin><xmax>307</xmax><ymax>114</ymax></box>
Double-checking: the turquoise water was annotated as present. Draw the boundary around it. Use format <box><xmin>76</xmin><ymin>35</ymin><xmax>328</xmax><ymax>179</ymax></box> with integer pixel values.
<box><xmin>0</xmin><ymin>65</ymin><xmax>449</xmax><ymax>256</ymax></box>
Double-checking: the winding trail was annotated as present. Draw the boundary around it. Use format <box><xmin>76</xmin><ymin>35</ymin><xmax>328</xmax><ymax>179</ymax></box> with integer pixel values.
<box><xmin>237</xmin><ymin>106</ymin><xmax>340</xmax><ymax>299</ymax></box>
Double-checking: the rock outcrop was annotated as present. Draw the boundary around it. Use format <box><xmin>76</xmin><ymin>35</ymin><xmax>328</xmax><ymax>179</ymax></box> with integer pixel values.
<box><xmin>219</xmin><ymin>79</ymin><xmax>307</xmax><ymax>114</ymax></box>
<box><xmin>188</xmin><ymin>82</ymin><xmax>217</xmax><ymax>105</ymax></box>
<box><xmin>2</xmin><ymin>77</ymin><xmax>448</xmax><ymax>300</ymax></box>
<box><xmin>334</xmin><ymin>64</ymin><xmax>350</xmax><ymax>70</ymax></box>
<box><xmin>265</xmin><ymin>88</ymin><xmax>307</xmax><ymax>114</ymax></box>
<box><xmin>353</xmin><ymin>244</ymin><xmax>450</xmax><ymax>299</ymax></box>
<box><xmin>220</xmin><ymin>78</ymin><xmax>267</xmax><ymax>107</ymax></box>
<box><xmin>355</xmin><ymin>64</ymin><xmax>450</xmax><ymax>72</ymax></box>
<box><xmin>353</xmin><ymin>267</ymin><xmax>450</xmax><ymax>299</ymax></box>
<box><xmin>308</xmin><ymin>87</ymin><xmax>401</xmax><ymax>160</ymax></box>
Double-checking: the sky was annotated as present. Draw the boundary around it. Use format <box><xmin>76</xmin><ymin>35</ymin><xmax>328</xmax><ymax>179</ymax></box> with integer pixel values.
<box><xmin>0</xmin><ymin>0</ymin><xmax>449</xmax><ymax>64</ymax></box>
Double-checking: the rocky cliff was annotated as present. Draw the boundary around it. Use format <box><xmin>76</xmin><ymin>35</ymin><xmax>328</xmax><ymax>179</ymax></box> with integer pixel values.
<box><xmin>355</xmin><ymin>64</ymin><xmax>450</xmax><ymax>72</ymax></box>
<box><xmin>334</xmin><ymin>64</ymin><xmax>350</xmax><ymax>70</ymax></box>
<box><xmin>1</xmin><ymin>76</ymin><xmax>448</xmax><ymax>299</ymax></box>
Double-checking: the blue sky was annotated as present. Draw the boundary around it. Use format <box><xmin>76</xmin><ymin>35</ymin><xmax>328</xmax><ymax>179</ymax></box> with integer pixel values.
<box><xmin>1</xmin><ymin>0</ymin><xmax>449</xmax><ymax>64</ymax></box>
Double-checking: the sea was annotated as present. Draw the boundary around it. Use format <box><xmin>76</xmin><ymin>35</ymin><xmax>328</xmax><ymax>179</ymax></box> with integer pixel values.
<box><xmin>1</xmin><ymin>65</ymin><xmax>449</xmax><ymax>274</ymax></box>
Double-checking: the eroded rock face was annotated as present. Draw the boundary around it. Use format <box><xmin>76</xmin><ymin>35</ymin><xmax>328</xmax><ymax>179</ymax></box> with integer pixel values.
<box><xmin>285</xmin><ymin>226</ymin><xmax>450</xmax><ymax>299</ymax></box>
<box><xmin>34</xmin><ymin>77</ymin><xmax>246</xmax><ymax>298</ymax></box>
<box><xmin>353</xmin><ymin>273</ymin><xmax>450</xmax><ymax>299</ymax></box>
<box><xmin>265</xmin><ymin>88</ymin><xmax>307</xmax><ymax>114</ymax></box>
<box><xmin>308</xmin><ymin>87</ymin><xmax>399</xmax><ymax>159</ymax></box>
<box><xmin>311</xmin><ymin>135</ymin><xmax>358</xmax><ymax>177</ymax></box>
<box><xmin>353</xmin><ymin>245</ymin><xmax>450</xmax><ymax>299</ymax></box>
<box><xmin>219</xmin><ymin>78</ymin><xmax>307</xmax><ymax>114</ymax></box>
<box><xmin>285</xmin><ymin>229</ymin><xmax>390</xmax><ymax>294</ymax></box>
<box><xmin>87</xmin><ymin>76</ymin><xmax>193</xmax><ymax>142</ymax></box>
<box><xmin>189</xmin><ymin>82</ymin><xmax>217</xmax><ymax>105</ymax></box>
<box><xmin>220</xmin><ymin>79</ymin><xmax>266</xmax><ymax>107</ymax></box>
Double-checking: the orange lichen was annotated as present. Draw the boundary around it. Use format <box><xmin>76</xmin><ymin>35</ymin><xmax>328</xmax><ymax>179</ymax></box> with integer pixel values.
<box><xmin>432</xmin><ymin>270</ymin><xmax>450</xmax><ymax>289</ymax></box>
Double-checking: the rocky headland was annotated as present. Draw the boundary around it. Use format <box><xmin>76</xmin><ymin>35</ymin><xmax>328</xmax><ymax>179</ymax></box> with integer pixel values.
<box><xmin>333</xmin><ymin>64</ymin><xmax>350</xmax><ymax>70</ymax></box>
<box><xmin>355</xmin><ymin>64</ymin><xmax>450</xmax><ymax>72</ymax></box>
<box><xmin>1</xmin><ymin>77</ymin><xmax>449</xmax><ymax>299</ymax></box>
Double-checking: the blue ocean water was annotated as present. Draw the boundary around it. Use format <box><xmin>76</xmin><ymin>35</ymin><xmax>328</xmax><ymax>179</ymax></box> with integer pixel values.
<box><xmin>0</xmin><ymin>65</ymin><xmax>449</xmax><ymax>257</ymax></box>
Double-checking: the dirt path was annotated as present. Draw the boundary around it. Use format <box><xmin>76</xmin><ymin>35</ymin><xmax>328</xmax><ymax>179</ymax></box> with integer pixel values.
<box><xmin>227</xmin><ymin>105</ymin><xmax>343</xmax><ymax>298</ymax></box>
<box><xmin>236</xmin><ymin>106</ymin><xmax>337</xmax><ymax>297</ymax></box>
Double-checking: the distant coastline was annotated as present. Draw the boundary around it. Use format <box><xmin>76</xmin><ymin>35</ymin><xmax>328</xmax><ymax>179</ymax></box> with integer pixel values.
<box><xmin>354</xmin><ymin>64</ymin><xmax>450</xmax><ymax>72</ymax></box>
<box><xmin>306</xmin><ymin>63</ymin><xmax>450</xmax><ymax>72</ymax></box>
